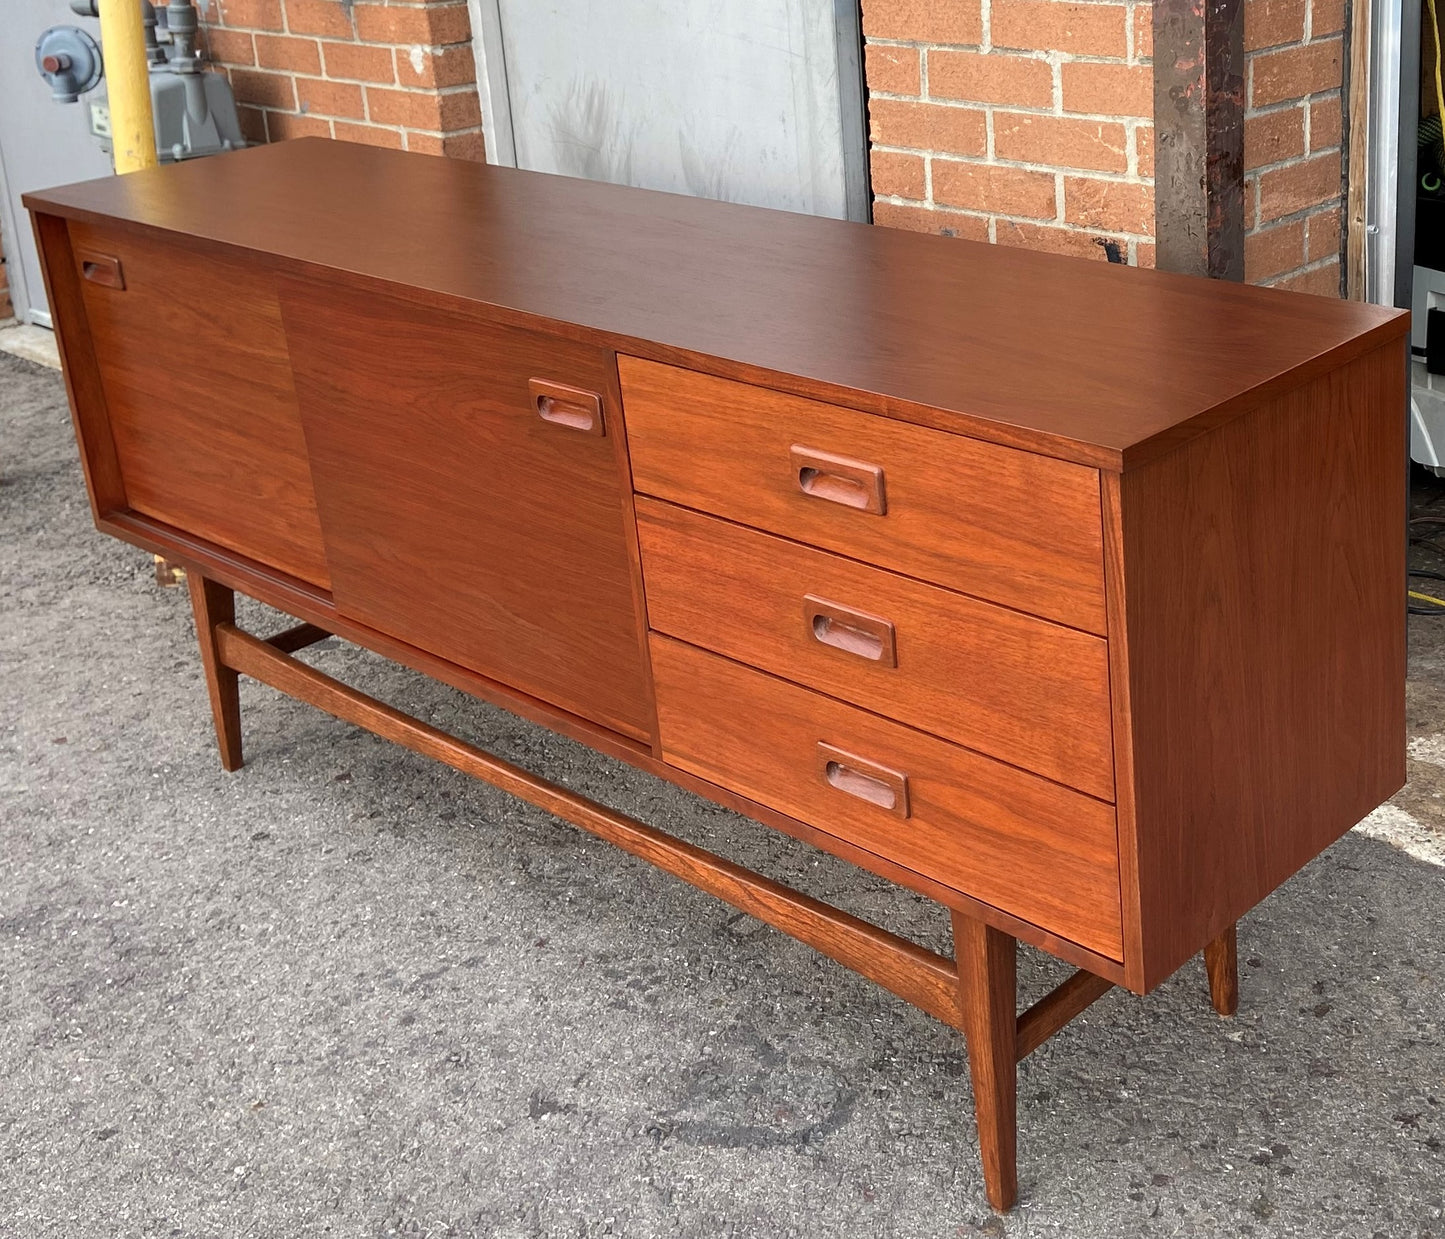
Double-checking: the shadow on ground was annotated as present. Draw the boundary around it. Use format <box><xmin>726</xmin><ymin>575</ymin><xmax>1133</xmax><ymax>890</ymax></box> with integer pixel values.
<box><xmin>2</xmin><ymin>351</ymin><xmax>1443</xmax><ymax>1237</ymax></box>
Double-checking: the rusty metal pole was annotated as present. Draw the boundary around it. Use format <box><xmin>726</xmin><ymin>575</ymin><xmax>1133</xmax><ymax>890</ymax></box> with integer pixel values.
<box><xmin>1153</xmin><ymin>0</ymin><xmax>1247</xmax><ymax>279</ymax></box>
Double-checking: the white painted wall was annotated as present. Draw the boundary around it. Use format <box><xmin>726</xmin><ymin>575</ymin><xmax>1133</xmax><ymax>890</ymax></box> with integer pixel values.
<box><xmin>0</xmin><ymin>2</ymin><xmax>113</xmax><ymax>324</ymax></box>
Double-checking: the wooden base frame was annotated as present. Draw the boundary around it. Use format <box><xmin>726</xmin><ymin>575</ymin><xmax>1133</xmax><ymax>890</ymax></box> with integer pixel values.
<box><xmin>188</xmin><ymin>572</ymin><xmax>1240</xmax><ymax>1212</ymax></box>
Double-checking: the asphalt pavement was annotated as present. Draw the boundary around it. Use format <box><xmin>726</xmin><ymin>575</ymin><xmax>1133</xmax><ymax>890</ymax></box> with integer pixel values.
<box><xmin>3</xmin><ymin>348</ymin><xmax>1443</xmax><ymax>1238</ymax></box>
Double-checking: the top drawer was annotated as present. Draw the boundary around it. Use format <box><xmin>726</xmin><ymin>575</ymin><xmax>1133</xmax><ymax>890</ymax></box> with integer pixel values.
<box><xmin>619</xmin><ymin>358</ymin><xmax>1106</xmax><ymax>633</ymax></box>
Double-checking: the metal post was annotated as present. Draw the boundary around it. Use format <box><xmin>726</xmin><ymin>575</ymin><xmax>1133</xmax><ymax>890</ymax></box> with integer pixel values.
<box><xmin>97</xmin><ymin>0</ymin><xmax>157</xmax><ymax>174</ymax></box>
<box><xmin>1153</xmin><ymin>0</ymin><xmax>1247</xmax><ymax>278</ymax></box>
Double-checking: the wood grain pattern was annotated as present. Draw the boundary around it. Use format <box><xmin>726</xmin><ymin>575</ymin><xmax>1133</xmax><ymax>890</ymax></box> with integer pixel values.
<box><xmin>29</xmin><ymin>213</ymin><xmax>128</xmax><ymax>521</ymax></box>
<box><xmin>24</xmin><ymin>139</ymin><xmax>1408</xmax><ymax>469</ymax></box>
<box><xmin>264</xmin><ymin>622</ymin><xmax>331</xmax><ymax>654</ymax></box>
<box><xmin>279</xmin><ymin>276</ymin><xmax>653</xmax><ymax>743</ymax></box>
<box><xmin>1110</xmin><ymin>339</ymin><xmax>1408</xmax><ymax>990</ymax></box>
<box><xmin>651</xmin><ymin>634</ymin><xmax>1125</xmax><ymax>959</ymax></box>
<box><xmin>1015</xmin><ymin>968</ymin><xmax>1114</xmax><ymax>1061</ymax></box>
<box><xmin>215</xmin><ymin>609</ymin><xmax>1142</xmax><ymax>1214</ymax></box>
<box><xmin>118</xmin><ymin>500</ymin><xmax>1125</xmax><ymax>981</ymax></box>
<box><xmin>214</xmin><ymin>621</ymin><xmax>965</xmax><ymax>1027</ymax></box>
<box><xmin>598</xmin><ymin>354</ymin><xmax>664</xmax><ymax>755</ymax></box>
<box><xmin>953</xmin><ymin>913</ymin><xmax>1018</xmax><ymax>1212</ymax></box>
<box><xmin>67</xmin><ymin>220</ymin><xmax>331</xmax><ymax>587</ymax></box>
<box><xmin>636</xmin><ymin>497</ymin><xmax>1115</xmax><ymax>798</ymax></box>
<box><xmin>188</xmin><ymin>574</ymin><xmax>243</xmax><ymax>771</ymax></box>
<box><xmin>77</xmin><ymin>248</ymin><xmax>124</xmax><ymax>288</ymax></box>
<box><xmin>1203</xmin><ymin>924</ymin><xmax>1239</xmax><ymax>1016</ymax></box>
<box><xmin>27</xmin><ymin>140</ymin><xmax>1415</xmax><ymax>1214</ymax></box>
<box><xmin>624</xmin><ymin>359</ymin><xmax>1108</xmax><ymax>633</ymax></box>
<box><xmin>1100</xmin><ymin>469</ymin><xmax>1148</xmax><ymax>991</ymax></box>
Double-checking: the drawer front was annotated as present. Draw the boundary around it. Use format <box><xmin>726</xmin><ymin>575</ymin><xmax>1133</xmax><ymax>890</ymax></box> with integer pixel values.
<box><xmin>621</xmin><ymin>357</ymin><xmax>1106</xmax><ymax>633</ymax></box>
<box><xmin>281</xmin><ymin>279</ymin><xmax>653</xmax><ymax>743</ymax></box>
<box><xmin>69</xmin><ymin>221</ymin><xmax>330</xmax><ymax>587</ymax></box>
<box><xmin>651</xmin><ymin>634</ymin><xmax>1124</xmax><ymax>960</ymax></box>
<box><xmin>637</xmin><ymin>499</ymin><xmax>1114</xmax><ymax>800</ymax></box>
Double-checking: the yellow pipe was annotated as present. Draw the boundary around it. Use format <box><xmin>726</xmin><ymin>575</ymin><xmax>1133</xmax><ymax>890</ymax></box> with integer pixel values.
<box><xmin>98</xmin><ymin>0</ymin><xmax>157</xmax><ymax>174</ymax></box>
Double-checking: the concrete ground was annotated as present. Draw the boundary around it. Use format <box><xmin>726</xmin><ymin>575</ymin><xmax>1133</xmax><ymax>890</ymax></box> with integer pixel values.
<box><xmin>0</xmin><ymin>321</ymin><xmax>62</xmax><ymax>369</ymax></box>
<box><xmin>2</xmin><ymin>346</ymin><xmax>1444</xmax><ymax>1238</ymax></box>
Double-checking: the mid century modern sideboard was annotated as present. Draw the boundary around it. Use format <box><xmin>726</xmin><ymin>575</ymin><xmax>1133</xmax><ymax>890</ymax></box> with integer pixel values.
<box><xmin>26</xmin><ymin>139</ymin><xmax>1408</xmax><ymax>1211</ymax></box>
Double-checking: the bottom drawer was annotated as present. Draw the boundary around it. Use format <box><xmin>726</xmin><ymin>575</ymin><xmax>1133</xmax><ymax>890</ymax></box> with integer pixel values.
<box><xmin>650</xmin><ymin>635</ymin><xmax>1124</xmax><ymax>960</ymax></box>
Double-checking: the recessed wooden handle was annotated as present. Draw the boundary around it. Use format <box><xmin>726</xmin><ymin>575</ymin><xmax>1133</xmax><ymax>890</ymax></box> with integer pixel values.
<box><xmin>790</xmin><ymin>445</ymin><xmax>886</xmax><ymax>514</ymax></box>
<box><xmin>803</xmin><ymin>595</ymin><xmax>897</xmax><ymax>666</ymax></box>
<box><xmin>817</xmin><ymin>742</ymin><xmax>910</xmax><ymax>817</ymax></box>
<box><xmin>78</xmin><ymin>249</ymin><xmax>124</xmax><ymax>290</ymax></box>
<box><xmin>529</xmin><ymin>378</ymin><xmax>604</xmax><ymax>436</ymax></box>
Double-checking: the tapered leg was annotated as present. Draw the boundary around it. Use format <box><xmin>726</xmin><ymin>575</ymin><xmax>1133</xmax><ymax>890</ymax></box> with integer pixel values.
<box><xmin>188</xmin><ymin>572</ymin><xmax>243</xmax><ymax>771</ymax></box>
<box><xmin>1204</xmin><ymin>923</ymin><xmax>1239</xmax><ymax>1016</ymax></box>
<box><xmin>952</xmin><ymin>911</ymin><xmax>1018</xmax><ymax>1212</ymax></box>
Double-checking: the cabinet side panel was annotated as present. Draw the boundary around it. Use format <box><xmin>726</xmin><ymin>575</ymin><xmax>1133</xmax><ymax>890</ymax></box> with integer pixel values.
<box><xmin>1120</xmin><ymin>340</ymin><xmax>1407</xmax><ymax>991</ymax></box>
<box><xmin>28</xmin><ymin>212</ymin><xmax>126</xmax><ymax>519</ymax></box>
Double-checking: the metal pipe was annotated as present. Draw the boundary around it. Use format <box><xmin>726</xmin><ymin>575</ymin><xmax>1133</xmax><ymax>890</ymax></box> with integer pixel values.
<box><xmin>98</xmin><ymin>0</ymin><xmax>158</xmax><ymax>173</ymax></box>
<box><xmin>142</xmin><ymin>1</ymin><xmax>163</xmax><ymax>64</ymax></box>
<box><xmin>165</xmin><ymin>0</ymin><xmax>200</xmax><ymax>70</ymax></box>
<box><xmin>166</xmin><ymin>0</ymin><xmax>209</xmax><ymax>124</ymax></box>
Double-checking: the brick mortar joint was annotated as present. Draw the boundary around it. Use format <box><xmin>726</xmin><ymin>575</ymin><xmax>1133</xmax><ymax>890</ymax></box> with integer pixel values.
<box><xmin>1244</xmin><ymin>88</ymin><xmax>1345</xmax><ymax>119</ymax></box>
<box><xmin>1262</xmin><ymin>254</ymin><xmax>1341</xmax><ymax>285</ymax></box>
<box><xmin>912</xmin><ymin>151</ymin><xmax>1155</xmax><ymax>185</ymax></box>
<box><xmin>876</xmin><ymin>153</ymin><xmax>1156</xmax><ymax>192</ymax></box>
<box><xmin>875</xmin><ymin>192</ymin><xmax>1156</xmax><ymax>241</ymax></box>
<box><xmin>207</xmin><ymin>20</ymin><xmax>474</xmax><ymax>54</ymax></box>
<box><xmin>870</xmin><ymin>92</ymin><xmax>1154</xmax><ymax>121</ymax></box>
<box><xmin>1245</xmin><ymin>199</ymin><xmax>1346</xmax><ymax>234</ymax></box>
<box><xmin>1247</xmin><ymin>30</ymin><xmax>1345</xmax><ymax>54</ymax></box>
<box><xmin>868</xmin><ymin>45</ymin><xmax>1151</xmax><ymax>66</ymax></box>
<box><xmin>228</xmin><ymin>63</ymin><xmax>479</xmax><ymax>89</ymax></box>
<box><xmin>908</xmin><ymin>46</ymin><xmax>1146</xmax><ymax>66</ymax></box>
<box><xmin>1247</xmin><ymin>144</ymin><xmax>1344</xmax><ymax>176</ymax></box>
<box><xmin>873</xmin><ymin>135</ymin><xmax>1154</xmax><ymax>160</ymax></box>
<box><xmin>410</xmin><ymin>123</ymin><xmax>485</xmax><ymax>133</ymax></box>
<box><xmin>381</xmin><ymin>40</ymin><xmax>477</xmax><ymax>54</ymax></box>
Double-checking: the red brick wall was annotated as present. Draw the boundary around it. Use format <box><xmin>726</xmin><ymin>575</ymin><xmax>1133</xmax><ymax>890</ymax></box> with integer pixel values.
<box><xmin>862</xmin><ymin>0</ymin><xmax>1156</xmax><ymax>266</ymax></box>
<box><xmin>197</xmin><ymin>0</ymin><xmax>485</xmax><ymax>158</ymax></box>
<box><xmin>1242</xmin><ymin>0</ymin><xmax>1345</xmax><ymax>293</ymax></box>
<box><xmin>193</xmin><ymin>0</ymin><xmax>1346</xmax><ymax>295</ymax></box>
<box><xmin>863</xmin><ymin>0</ymin><xmax>1347</xmax><ymax>293</ymax></box>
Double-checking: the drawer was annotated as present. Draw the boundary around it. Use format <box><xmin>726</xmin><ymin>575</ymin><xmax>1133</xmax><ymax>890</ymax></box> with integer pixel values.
<box><xmin>620</xmin><ymin>357</ymin><xmax>1106</xmax><ymax>633</ymax></box>
<box><xmin>68</xmin><ymin>221</ymin><xmax>331</xmax><ymax>588</ymax></box>
<box><xmin>651</xmin><ymin>634</ymin><xmax>1124</xmax><ymax>960</ymax></box>
<box><xmin>637</xmin><ymin>498</ymin><xmax>1114</xmax><ymax>800</ymax></box>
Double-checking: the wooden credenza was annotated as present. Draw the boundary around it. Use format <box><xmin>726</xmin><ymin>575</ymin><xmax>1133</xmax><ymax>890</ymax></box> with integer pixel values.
<box><xmin>27</xmin><ymin>139</ymin><xmax>1409</xmax><ymax>1210</ymax></box>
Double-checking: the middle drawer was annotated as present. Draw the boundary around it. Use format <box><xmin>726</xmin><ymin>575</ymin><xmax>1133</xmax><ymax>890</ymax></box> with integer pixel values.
<box><xmin>636</xmin><ymin>497</ymin><xmax>1115</xmax><ymax>801</ymax></box>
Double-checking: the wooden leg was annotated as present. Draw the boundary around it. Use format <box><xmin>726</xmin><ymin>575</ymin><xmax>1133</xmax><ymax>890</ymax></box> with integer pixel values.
<box><xmin>1204</xmin><ymin>923</ymin><xmax>1239</xmax><ymax>1016</ymax></box>
<box><xmin>952</xmin><ymin>910</ymin><xmax>1018</xmax><ymax>1212</ymax></box>
<box><xmin>188</xmin><ymin>572</ymin><xmax>244</xmax><ymax>771</ymax></box>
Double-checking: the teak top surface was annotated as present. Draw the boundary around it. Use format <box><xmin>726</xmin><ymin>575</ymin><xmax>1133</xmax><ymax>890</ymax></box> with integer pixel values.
<box><xmin>26</xmin><ymin>138</ymin><xmax>1407</xmax><ymax>469</ymax></box>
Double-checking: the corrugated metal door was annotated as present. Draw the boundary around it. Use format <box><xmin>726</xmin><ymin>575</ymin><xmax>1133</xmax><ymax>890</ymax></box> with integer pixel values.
<box><xmin>473</xmin><ymin>0</ymin><xmax>869</xmax><ymax>221</ymax></box>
